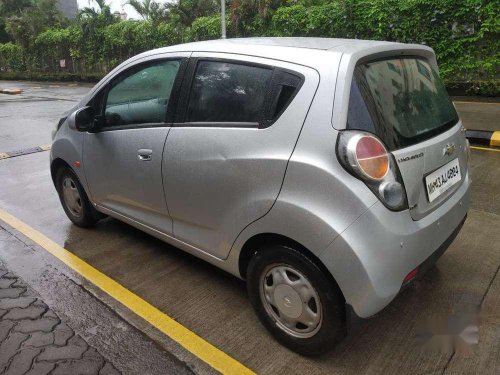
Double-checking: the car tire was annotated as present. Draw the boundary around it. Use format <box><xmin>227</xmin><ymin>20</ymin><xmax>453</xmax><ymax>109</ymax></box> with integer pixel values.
<box><xmin>247</xmin><ymin>245</ymin><xmax>346</xmax><ymax>356</ymax></box>
<box><xmin>56</xmin><ymin>167</ymin><xmax>102</xmax><ymax>228</ymax></box>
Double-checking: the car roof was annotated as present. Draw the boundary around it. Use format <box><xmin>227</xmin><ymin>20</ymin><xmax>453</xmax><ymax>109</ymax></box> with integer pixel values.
<box><xmin>179</xmin><ymin>37</ymin><xmax>393</xmax><ymax>51</ymax></box>
<box><xmin>132</xmin><ymin>37</ymin><xmax>433</xmax><ymax>72</ymax></box>
<box><xmin>154</xmin><ymin>37</ymin><xmax>401</xmax><ymax>52</ymax></box>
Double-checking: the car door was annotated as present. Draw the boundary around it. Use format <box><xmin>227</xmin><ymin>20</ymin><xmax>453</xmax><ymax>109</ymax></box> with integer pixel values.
<box><xmin>83</xmin><ymin>56</ymin><xmax>187</xmax><ymax>234</ymax></box>
<box><xmin>163</xmin><ymin>53</ymin><xmax>319</xmax><ymax>259</ymax></box>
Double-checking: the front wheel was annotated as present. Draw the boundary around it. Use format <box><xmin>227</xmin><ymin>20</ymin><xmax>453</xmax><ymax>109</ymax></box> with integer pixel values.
<box><xmin>247</xmin><ymin>245</ymin><xmax>346</xmax><ymax>356</ymax></box>
<box><xmin>56</xmin><ymin>167</ymin><xmax>101</xmax><ymax>228</ymax></box>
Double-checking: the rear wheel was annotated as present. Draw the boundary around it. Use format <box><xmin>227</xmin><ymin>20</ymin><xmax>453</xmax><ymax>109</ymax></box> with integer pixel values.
<box><xmin>247</xmin><ymin>245</ymin><xmax>346</xmax><ymax>356</ymax></box>
<box><xmin>56</xmin><ymin>167</ymin><xmax>101</xmax><ymax>228</ymax></box>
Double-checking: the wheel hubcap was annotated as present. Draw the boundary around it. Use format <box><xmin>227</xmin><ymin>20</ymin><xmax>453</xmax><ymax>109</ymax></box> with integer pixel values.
<box><xmin>260</xmin><ymin>264</ymin><xmax>322</xmax><ymax>338</ymax></box>
<box><xmin>62</xmin><ymin>177</ymin><xmax>83</xmax><ymax>218</ymax></box>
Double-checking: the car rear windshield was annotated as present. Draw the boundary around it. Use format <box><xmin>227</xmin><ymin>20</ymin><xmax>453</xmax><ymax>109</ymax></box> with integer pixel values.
<box><xmin>346</xmin><ymin>57</ymin><xmax>459</xmax><ymax>150</ymax></box>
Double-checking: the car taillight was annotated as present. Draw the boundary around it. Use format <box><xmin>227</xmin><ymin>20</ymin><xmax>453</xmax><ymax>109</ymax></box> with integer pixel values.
<box><xmin>336</xmin><ymin>131</ymin><xmax>408</xmax><ymax>211</ymax></box>
<box><xmin>355</xmin><ymin>135</ymin><xmax>389</xmax><ymax>180</ymax></box>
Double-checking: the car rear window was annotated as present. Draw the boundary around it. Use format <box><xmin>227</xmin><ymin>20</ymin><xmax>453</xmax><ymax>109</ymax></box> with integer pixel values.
<box><xmin>346</xmin><ymin>57</ymin><xmax>459</xmax><ymax>150</ymax></box>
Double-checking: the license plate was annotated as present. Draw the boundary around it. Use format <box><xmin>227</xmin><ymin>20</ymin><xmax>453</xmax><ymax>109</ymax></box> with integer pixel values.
<box><xmin>425</xmin><ymin>158</ymin><xmax>462</xmax><ymax>203</ymax></box>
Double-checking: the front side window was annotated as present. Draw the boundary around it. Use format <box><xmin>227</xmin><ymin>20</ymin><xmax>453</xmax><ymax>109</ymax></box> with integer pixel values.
<box><xmin>347</xmin><ymin>57</ymin><xmax>459</xmax><ymax>150</ymax></box>
<box><xmin>186</xmin><ymin>61</ymin><xmax>272</xmax><ymax>124</ymax></box>
<box><xmin>104</xmin><ymin>60</ymin><xmax>180</xmax><ymax>127</ymax></box>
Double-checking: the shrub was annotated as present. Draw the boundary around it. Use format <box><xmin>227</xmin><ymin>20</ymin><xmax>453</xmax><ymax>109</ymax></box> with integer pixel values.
<box><xmin>190</xmin><ymin>15</ymin><xmax>231</xmax><ymax>41</ymax></box>
<box><xmin>0</xmin><ymin>42</ymin><xmax>25</xmax><ymax>71</ymax></box>
<box><xmin>1</xmin><ymin>1</ymin><xmax>498</xmax><ymax>96</ymax></box>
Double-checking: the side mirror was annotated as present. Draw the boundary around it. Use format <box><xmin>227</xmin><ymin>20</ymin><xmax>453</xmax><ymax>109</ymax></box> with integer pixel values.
<box><xmin>74</xmin><ymin>106</ymin><xmax>96</xmax><ymax>132</ymax></box>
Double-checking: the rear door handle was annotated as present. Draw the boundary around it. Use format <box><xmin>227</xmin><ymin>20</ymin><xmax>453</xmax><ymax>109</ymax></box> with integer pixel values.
<box><xmin>137</xmin><ymin>149</ymin><xmax>152</xmax><ymax>161</ymax></box>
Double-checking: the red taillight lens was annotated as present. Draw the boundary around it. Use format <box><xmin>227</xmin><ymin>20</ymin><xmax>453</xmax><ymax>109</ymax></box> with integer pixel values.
<box><xmin>355</xmin><ymin>136</ymin><xmax>389</xmax><ymax>180</ymax></box>
<box><xmin>337</xmin><ymin>130</ymin><xmax>408</xmax><ymax>211</ymax></box>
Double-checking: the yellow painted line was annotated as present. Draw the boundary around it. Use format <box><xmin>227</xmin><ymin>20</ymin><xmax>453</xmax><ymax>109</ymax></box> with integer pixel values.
<box><xmin>40</xmin><ymin>144</ymin><xmax>52</xmax><ymax>151</ymax></box>
<box><xmin>490</xmin><ymin>131</ymin><xmax>500</xmax><ymax>147</ymax></box>
<box><xmin>453</xmin><ymin>101</ymin><xmax>500</xmax><ymax>106</ymax></box>
<box><xmin>0</xmin><ymin>208</ymin><xmax>255</xmax><ymax>375</ymax></box>
<box><xmin>471</xmin><ymin>146</ymin><xmax>500</xmax><ymax>153</ymax></box>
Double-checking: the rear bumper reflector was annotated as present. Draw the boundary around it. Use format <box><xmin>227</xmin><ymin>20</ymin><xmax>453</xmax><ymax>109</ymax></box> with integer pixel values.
<box><xmin>403</xmin><ymin>267</ymin><xmax>418</xmax><ymax>284</ymax></box>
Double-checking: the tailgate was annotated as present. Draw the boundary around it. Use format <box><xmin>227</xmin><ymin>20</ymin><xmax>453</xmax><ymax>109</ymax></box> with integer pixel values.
<box><xmin>393</xmin><ymin>122</ymin><xmax>468</xmax><ymax>220</ymax></box>
<box><xmin>345</xmin><ymin>56</ymin><xmax>467</xmax><ymax>219</ymax></box>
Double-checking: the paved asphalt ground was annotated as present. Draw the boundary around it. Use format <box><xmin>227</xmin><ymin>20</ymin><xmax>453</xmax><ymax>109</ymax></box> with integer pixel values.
<box><xmin>0</xmin><ymin>80</ymin><xmax>499</xmax><ymax>374</ymax></box>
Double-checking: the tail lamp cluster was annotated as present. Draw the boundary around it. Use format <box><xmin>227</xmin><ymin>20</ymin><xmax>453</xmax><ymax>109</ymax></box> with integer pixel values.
<box><xmin>336</xmin><ymin>131</ymin><xmax>408</xmax><ymax>211</ymax></box>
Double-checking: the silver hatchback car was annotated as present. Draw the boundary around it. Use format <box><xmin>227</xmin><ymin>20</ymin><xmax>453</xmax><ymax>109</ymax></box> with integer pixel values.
<box><xmin>51</xmin><ymin>38</ymin><xmax>470</xmax><ymax>355</ymax></box>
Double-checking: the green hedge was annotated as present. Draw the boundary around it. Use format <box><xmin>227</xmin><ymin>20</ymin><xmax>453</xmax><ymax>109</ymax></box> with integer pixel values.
<box><xmin>0</xmin><ymin>1</ymin><xmax>498</xmax><ymax>96</ymax></box>
<box><xmin>190</xmin><ymin>15</ymin><xmax>232</xmax><ymax>41</ymax></box>
<box><xmin>0</xmin><ymin>71</ymin><xmax>103</xmax><ymax>82</ymax></box>
<box><xmin>0</xmin><ymin>42</ymin><xmax>24</xmax><ymax>71</ymax></box>
<box><xmin>271</xmin><ymin>0</ymin><xmax>499</xmax><ymax>87</ymax></box>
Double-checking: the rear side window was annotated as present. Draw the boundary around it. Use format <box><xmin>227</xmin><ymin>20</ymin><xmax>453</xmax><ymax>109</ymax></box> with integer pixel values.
<box><xmin>262</xmin><ymin>69</ymin><xmax>303</xmax><ymax>128</ymax></box>
<box><xmin>186</xmin><ymin>61</ymin><xmax>272</xmax><ymax>123</ymax></box>
<box><xmin>347</xmin><ymin>57</ymin><xmax>459</xmax><ymax>150</ymax></box>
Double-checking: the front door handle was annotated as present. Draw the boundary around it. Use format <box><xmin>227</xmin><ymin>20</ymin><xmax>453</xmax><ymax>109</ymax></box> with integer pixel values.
<box><xmin>137</xmin><ymin>149</ymin><xmax>152</xmax><ymax>161</ymax></box>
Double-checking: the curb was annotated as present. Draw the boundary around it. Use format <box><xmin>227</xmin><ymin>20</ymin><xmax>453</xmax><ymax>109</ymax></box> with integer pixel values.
<box><xmin>0</xmin><ymin>88</ymin><xmax>23</xmax><ymax>95</ymax></box>
<box><xmin>466</xmin><ymin>130</ymin><xmax>500</xmax><ymax>148</ymax></box>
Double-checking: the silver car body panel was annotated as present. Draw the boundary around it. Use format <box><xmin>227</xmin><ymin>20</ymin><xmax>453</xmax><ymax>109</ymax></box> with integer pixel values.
<box><xmin>393</xmin><ymin>122</ymin><xmax>468</xmax><ymax>220</ymax></box>
<box><xmin>163</xmin><ymin>52</ymin><xmax>320</xmax><ymax>259</ymax></box>
<box><xmin>84</xmin><ymin>127</ymin><xmax>173</xmax><ymax>234</ymax></box>
<box><xmin>320</xmin><ymin>171</ymin><xmax>469</xmax><ymax>318</ymax></box>
<box><xmin>51</xmin><ymin>38</ymin><xmax>470</xmax><ymax>319</ymax></box>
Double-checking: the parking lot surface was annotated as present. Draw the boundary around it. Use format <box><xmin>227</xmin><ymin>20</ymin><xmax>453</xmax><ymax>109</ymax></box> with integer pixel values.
<box><xmin>0</xmin><ymin>81</ymin><xmax>499</xmax><ymax>374</ymax></box>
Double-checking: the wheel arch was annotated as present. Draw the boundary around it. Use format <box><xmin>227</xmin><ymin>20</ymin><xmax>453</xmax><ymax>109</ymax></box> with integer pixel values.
<box><xmin>50</xmin><ymin>157</ymin><xmax>72</xmax><ymax>185</ymax></box>
<box><xmin>50</xmin><ymin>158</ymin><xmax>93</xmax><ymax>205</ymax></box>
<box><xmin>238</xmin><ymin>233</ymin><xmax>345</xmax><ymax>302</ymax></box>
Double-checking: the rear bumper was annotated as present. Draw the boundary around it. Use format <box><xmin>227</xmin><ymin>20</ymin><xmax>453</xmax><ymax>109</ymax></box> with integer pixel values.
<box><xmin>320</xmin><ymin>172</ymin><xmax>470</xmax><ymax>318</ymax></box>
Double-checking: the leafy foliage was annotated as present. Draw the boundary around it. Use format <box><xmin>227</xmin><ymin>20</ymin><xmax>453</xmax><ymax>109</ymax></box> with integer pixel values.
<box><xmin>270</xmin><ymin>0</ymin><xmax>499</xmax><ymax>92</ymax></box>
<box><xmin>190</xmin><ymin>14</ymin><xmax>231</xmax><ymax>41</ymax></box>
<box><xmin>0</xmin><ymin>0</ymin><xmax>498</xmax><ymax>95</ymax></box>
<box><xmin>126</xmin><ymin>0</ymin><xmax>169</xmax><ymax>23</ymax></box>
<box><xmin>0</xmin><ymin>42</ymin><xmax>24</xmax><ymax>71</ymax></box>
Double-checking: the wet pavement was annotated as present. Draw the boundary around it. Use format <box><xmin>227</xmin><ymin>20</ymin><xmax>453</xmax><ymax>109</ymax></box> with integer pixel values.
<box><xmin>453</xmin><ymin>100</ymin><xmax>500</xmax><ymax>132</ymax></box>
<box><xmin>0</xmin><ymin>81</ymin><xmax>91</xmax><ymax>151</ymax></box>
<box><xmin>0</xmin><ymin>81</ymin><xmax>499</xmax><ymax>374</ymax></box>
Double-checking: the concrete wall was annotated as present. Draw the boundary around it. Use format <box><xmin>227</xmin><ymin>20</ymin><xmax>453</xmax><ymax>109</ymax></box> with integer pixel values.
<box><xmin>57</xmin><ymin>0</ymin><xmax>78</xmax><ymax>19</ymax></box>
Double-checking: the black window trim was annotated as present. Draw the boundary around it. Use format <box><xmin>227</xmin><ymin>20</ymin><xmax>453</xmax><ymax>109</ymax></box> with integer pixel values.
<box><xmin>173</xmin><ymin>57</ymin><xmax>304</xmax><ymax>129</ymax></box>
<box><xmin>261</xmin><ymin>67</ymin><xmax>305</xmax><ymax>129</ymax></box>
<box><xmin>174</xmin><ymin>121</ymin><xmax>260</xmax><ymax>129</ymax></box>
<box><xmin>90</xmin><ymin>57</ymin><xmax>188</xmax><ymax>132</ymax></box>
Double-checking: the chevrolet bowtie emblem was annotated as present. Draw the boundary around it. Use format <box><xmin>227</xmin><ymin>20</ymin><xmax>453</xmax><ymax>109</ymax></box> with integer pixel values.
<box><xmin>444</xmin><ymin>143</ymin><xmax>456</xmax><ymax>156</ymax></box>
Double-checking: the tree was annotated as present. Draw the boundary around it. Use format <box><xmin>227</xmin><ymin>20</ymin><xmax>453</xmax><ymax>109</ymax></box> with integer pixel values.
<box><xmin>78</xmin><ymin>0</ymin><xmax>116</xmax><ymax>28</ymax></box>
<box><xmin>126</xmin><ymin>0</ymin><xmax>167</xmax><ymax>23</ymax></box>
<box><xmin>4</xmin><ymin>0</ymin><xmax>66</xmax><ymax>48</ymax></box>
<box><xmin>0</xmin><ymin>0</ymin><xmax>33</xmax><ymax>15</ymax></box>
<box><xmin>77</xmin><ymin>0</ymin><xmax>118</xmax><ymax>70</ymax></box>
<box><xmin>230</xmin><ymin>0</ymin><xmax>287</xmax><ymax>36</ymax></box>
<box><xmin>0</xmin><ymin>0</ymin><xmax>33</xmax><ymax>43</ymax></box>
<box><xmin>165</xmin><ymin>0</ymin><xmax>220</xmax><ymax>28</ymax></box>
